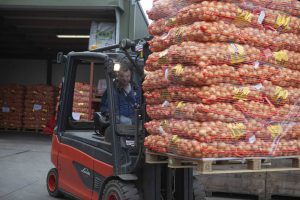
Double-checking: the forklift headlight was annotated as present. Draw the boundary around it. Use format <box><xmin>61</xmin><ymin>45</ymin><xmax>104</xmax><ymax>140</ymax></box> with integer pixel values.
<box><xmin>114</xmin><ymin>63</ymin><xmax>120</xmax><ymax>71</ymax></box>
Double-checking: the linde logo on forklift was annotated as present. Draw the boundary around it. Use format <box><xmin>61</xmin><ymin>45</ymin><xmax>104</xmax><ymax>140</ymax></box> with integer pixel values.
<box><xmin>81</xmin><ymin>168</ymin><xmax>91</xmax><ymax>176</ymax></box>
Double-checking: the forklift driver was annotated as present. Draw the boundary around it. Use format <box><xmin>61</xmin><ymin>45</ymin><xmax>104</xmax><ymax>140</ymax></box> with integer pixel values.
<box><xmin>100</xmin><ymin>57</ymin><xmax>141</xmax><ymax>125</ymax></box>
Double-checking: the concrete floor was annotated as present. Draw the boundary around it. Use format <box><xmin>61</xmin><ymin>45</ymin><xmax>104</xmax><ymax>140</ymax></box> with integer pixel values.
<box><xmin>0</xmin><ymin>132</ymin><xmax>252</xmax><ymax>200</ymax></box>
<box><xmin>0</xmin><ymin>132</ymin><xmax>65</xmax><ymax>200</ymax></box>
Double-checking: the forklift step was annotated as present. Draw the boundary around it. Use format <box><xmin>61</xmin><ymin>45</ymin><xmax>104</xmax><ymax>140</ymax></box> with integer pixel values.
<box><xmin>145</xmin><ymin>148</ymin><xmax>300</xmax><ymax>174</ymax></box>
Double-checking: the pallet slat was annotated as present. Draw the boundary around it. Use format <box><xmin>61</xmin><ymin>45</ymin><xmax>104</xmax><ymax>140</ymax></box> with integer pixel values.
<box><xmin>145</xmin><ymin>149</ymin><xmax>168</xmax><ymax>164</ymax></box>
<box><xmin>0</xmin><ymin>128</ymin><xmax>21</xmax><ymax>132</ymax></box>
<box><xmin>22</xmin><ymin>128</ymin><xmax>43</xmax><ymax>133</ymax></box>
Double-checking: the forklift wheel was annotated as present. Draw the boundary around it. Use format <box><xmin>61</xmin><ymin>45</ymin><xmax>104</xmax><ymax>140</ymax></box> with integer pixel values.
<box><xmin>193</xmin><ymin>177</ymin><xmax>207</xmax><ymax>200</ymax></box>
<box><xmin>102</xmin><ymin>180</ymin><xmax>140</xmax><ymax>200</ymax></box>
<box><xmin>46</xmin><ymin>168</ymin><xmax>62</xmax><ymax>197</ymax></box>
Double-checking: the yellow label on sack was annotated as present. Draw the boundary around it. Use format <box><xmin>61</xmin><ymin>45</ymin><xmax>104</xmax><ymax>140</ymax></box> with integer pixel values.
<box><xmin>176</xmin><ymin>102</ymin><xmax>185</xmax><ymax>109</ymax></box>
<box><xmin>274</xmin><ymin>50</ymin><xmax>288</xmax><ymax>64</ymax></box>
<box><xmin>227</xmin><ymin>123</ymin><xmax>246</xmax><ymax>138</ymax></box>
<box><xmin>274</xmin><ymin>86</ymin><xmax>288</xmax><ymax>102</ymax></box>
<box><xmin>159</xmin><ymin>51</ymin><xmax>167</xmax><ymax>58</ymax></box>
<box><xmin>174</xmin><ymin>102</ymin><xmax>185</xmax><ymax>117</ymax></box>
<box><xmin>235</xmin><ymin>9</ymin><xmax>253</xmax><ymax>24</ymax></box>
<box><xmin>158</xmin><ymin>51</ymin><xmax>168</xmax><ymax>64</ymax></box>
<box><xmin>78</xmin><ymin>103</ymin><xmax>84</xmax><ymax>106</ymax></box>
<box><xmin>161</xmin><ymin>120</ymin><xmax>168</xmax><ymax>128</ymax></box>
<box><xmin>172</xmin><ymin>135</ymin><xmax>180</xmax><ymax>143</ymax></box>
<box><xmin>173</xmin><ymin>64</ymin><xmax>184</xmax><ymax>76</ymax></box>
<box><xmin>229</xmin><ymin>44</ymin><xmax>246</xmax><ymax>64</ymax></box>
<box><xmin>79</xmin><ymin>91</ymin><xmax>84</xmax><ymax>94</ymax></box>
<box><xmin>166</xmin><ymin>17</ymin><xmax>176</xmax><ymax>26</ymax></box>
<box><xmin>175</xmin><ymin>28</ymin><xmax>184</xmax><ymax>43</ymax></box>
<box><xmin>267</xmin><ymin>124</ymin><xmax>283</xmax><ymax>138</ymax></box>
<box><xmin>275</xmin><ymin>14</ymin><xmax>290</xmax><ymax>31</ymax></box>
<box><xmin>234</xmin><ymin>87</ymin><xmax>250</xmax><ymax>100</ymax></box>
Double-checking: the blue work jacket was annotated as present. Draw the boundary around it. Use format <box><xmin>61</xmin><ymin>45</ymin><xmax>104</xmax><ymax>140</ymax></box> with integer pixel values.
<box><xmin>100</xmin><ymin>84</ymin><xmax>141</xmax><ymax>118</ymax></box>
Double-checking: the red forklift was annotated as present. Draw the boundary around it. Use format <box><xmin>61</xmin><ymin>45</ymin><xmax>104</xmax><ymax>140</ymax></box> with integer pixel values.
<box><xmin>46</xmin><ymin>39</ymin><xmax>206</xmax><ymax>200</ymax></box>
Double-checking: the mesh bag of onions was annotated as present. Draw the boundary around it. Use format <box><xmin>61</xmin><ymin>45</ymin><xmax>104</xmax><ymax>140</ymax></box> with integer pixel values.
<box><xmin>56</xmin><ymin>82</ymin><xmax>94</xmax><ymax>121</ymax></box>
<box><xmin>23</xmin><ymin>85</ymin><xmax>55</xmax><ymax>130</ymax></box>
<box><xmin>0</xmin><ymin>85</ymin><xmax>24</xmax><ymax>129</ymax></box>
<box><xmin>144</xmin><ymin>0</ymin><xmax>300</xmax><ymax>159</ymax></box>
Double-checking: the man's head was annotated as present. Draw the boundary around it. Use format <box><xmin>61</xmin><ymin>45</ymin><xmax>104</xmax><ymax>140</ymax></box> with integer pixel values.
<box><xmin>117</xmin><ymin>58</ymin><xmax>132</xmax><ymax>88</ymax></box>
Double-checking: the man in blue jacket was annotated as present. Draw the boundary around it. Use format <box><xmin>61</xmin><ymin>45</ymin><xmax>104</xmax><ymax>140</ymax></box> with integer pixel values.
<box><xmin>100</xmin><ymin>57</ymin><xmax>141</xmax><ymax>125</ymax></box>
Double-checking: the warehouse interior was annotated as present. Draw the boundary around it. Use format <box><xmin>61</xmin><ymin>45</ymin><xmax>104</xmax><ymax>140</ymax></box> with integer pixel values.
<box><xmin>0</xmin><ymin>0</ymin><xmax>148</xmax><ymax>86</ymax></box>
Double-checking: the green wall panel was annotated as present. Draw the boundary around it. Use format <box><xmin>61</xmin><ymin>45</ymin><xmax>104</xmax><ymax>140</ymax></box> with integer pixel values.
<box><xmin>0</xmin><ymin>0</ymin><xmax>123</xmax><ymax>10</ymax></box>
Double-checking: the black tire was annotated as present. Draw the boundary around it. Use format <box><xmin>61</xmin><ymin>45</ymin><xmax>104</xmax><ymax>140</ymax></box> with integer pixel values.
<box><xmin>102</xmin><ymin>180</ymin><xmax>141</xmax><ymax>200</ymax></box>
<box><xmin>193</xmin><ymin>177</ymin><xmax>207</xmax><ymax>200</ymax></box>
<box><xmin>46</xmin><ymin>168</ymin><xmax>62</xmax><ymax>198</ymax></box>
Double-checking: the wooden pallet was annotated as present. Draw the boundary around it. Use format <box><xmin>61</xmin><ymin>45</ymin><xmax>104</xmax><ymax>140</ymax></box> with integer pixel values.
<box><xmin>200</xmin><ymin>171</ymin><xmax>300</xmax><ymax>200</ymax></box>
<box><xmin>0</xmin><ymin>127</ymin><xmax>21</xmax><ymax>132</ymax></box>
<box><xmin>145</xmin><ymin>149</ymin><xmax>300</xmax><ymax>174</ymax></box>
<box><xmin>145</xmin><ymin>149</ymin><xmax>169</xmax><ymax>164</ymax></box>
<box><xmin>198</xmin><ymin>157</ymin><xmax>300</xmax><ymax>174</ymax></box>
<box><xmin>145</xmin><ymin>149</ymin><xmax>204</xmax><ymax>167</ymax></box>
<box><xmin>22</xmin><ymin>128</ymin><xmax>43</xmax><ymax>133</ymax></box>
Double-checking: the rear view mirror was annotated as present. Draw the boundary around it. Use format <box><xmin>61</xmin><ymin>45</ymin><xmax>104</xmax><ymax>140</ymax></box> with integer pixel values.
<box><xmin>57</xmin><ymin>52</ymin><xmax>67</xmax><ymax>64</ymax></box>
<box><xmin>94</xmin><ymin>112</ymin><xmax>110</xmax><ymax>135</ymax></box>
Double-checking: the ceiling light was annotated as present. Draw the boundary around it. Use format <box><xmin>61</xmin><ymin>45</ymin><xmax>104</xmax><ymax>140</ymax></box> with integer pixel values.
<box><xmin>57</xmin><ymin>35</ymin><xmax>90</xmax><ymax>38</ymax></box>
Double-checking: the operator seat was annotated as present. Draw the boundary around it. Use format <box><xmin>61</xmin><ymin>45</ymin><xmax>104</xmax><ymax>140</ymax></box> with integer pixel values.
<box><xmin>104</xmin><ymin>126</ymin><xmax>113</xmax><ymax>142</ymax></box>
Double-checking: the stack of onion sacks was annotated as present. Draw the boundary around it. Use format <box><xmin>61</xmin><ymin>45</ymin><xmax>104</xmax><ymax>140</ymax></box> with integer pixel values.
<box><xmin>144</xmin><ymin>0</ymin><xmax>300</xmax><ymax>159</ymax></box>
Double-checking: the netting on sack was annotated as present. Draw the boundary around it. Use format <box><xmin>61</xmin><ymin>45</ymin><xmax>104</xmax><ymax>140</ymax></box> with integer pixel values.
<box><xmin>147</xmin><ymin>101</ymin><xmax>246</xmax><ymax>122</ymax></box>
<box><xmin>0</xmin><ymin>85</ymin><xmax>24</xmax><ymax>129</ymax></box>
<box><xmin>143</xmin><ymin>63</ymin><xmax>278</xmax><ymax>91</ymax></box>
<box><xmin>264</xmin><ymin>81</ymin><xmax>300</xmax><ymax>106</ymax></box>
<box><xmin>144</xmin><ymin>83</ymin><xmax>264</xmax><ymax>105</ymax></box>
<box><xmin>146</xmin><ymin>102</ymin><xmax>207</xmax><ymax>121</ymax></box>
<box><xmin>146</xmin><ymin>42</ymin><xmax>300</xmax><ymax>72</ymax></box>
<box><xmin>24</xmin><ymin>85</ymin><xmax>55</xmax><ymax>130</ymax></box>
<box><xmin>149</xmin><ymin>1</ymin><xmax>300</xmax><ymax>34</ymax></box>
<box><xmin>144</xmin><ymin>0</ymin><xmax>300</xmax><ymax>159</ymax></box>
<box><xmin>144</xmin><ymin>132</ymin><xmax>300</xmax><ymax>158</ymax></box>
<box><xmin>147</xmin><ymin>0</ymin><xmax>300</xmax><ymax>21</ymax></box>
<box><xmin>269</xmin><ymin>67</ymin><xmax>300</xmax><ymax>88</ymax></box>
<box><xmin>144</xmin><ymin>86</ymin><xmax>203</xmax><ymax>105</ymax></box>
<box><xmin>56</xmin><ymin>82</ymin><xmax>94</xmax><ymax>121</ymax></box>
<box><xmin>145</xmin><ymin>119</ymin><xmax>259</xmax><ymax>142</ymax></box>
<box><xmin>144</xmin><ymin>134</ymin><xmax>173</xmax><ymax>153</ymax></box>
<box><xmin>149</xmin><ymin>21</ymin><xmax>300</xmax><ymax>53</ymax></box>
<box><xmin>145</xmin><ymin>42</ymin><xmax>262</xmax><ymax>71</ymax></box>
<box><xmin>262</xmin><ymin>49</ymin><xmax>300</xmax><ymax>71</ymax></box>
<box><xmin>177</xmin><ymin>2</ymin><xmax>300</xmax><ymax>33</ymax></box>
